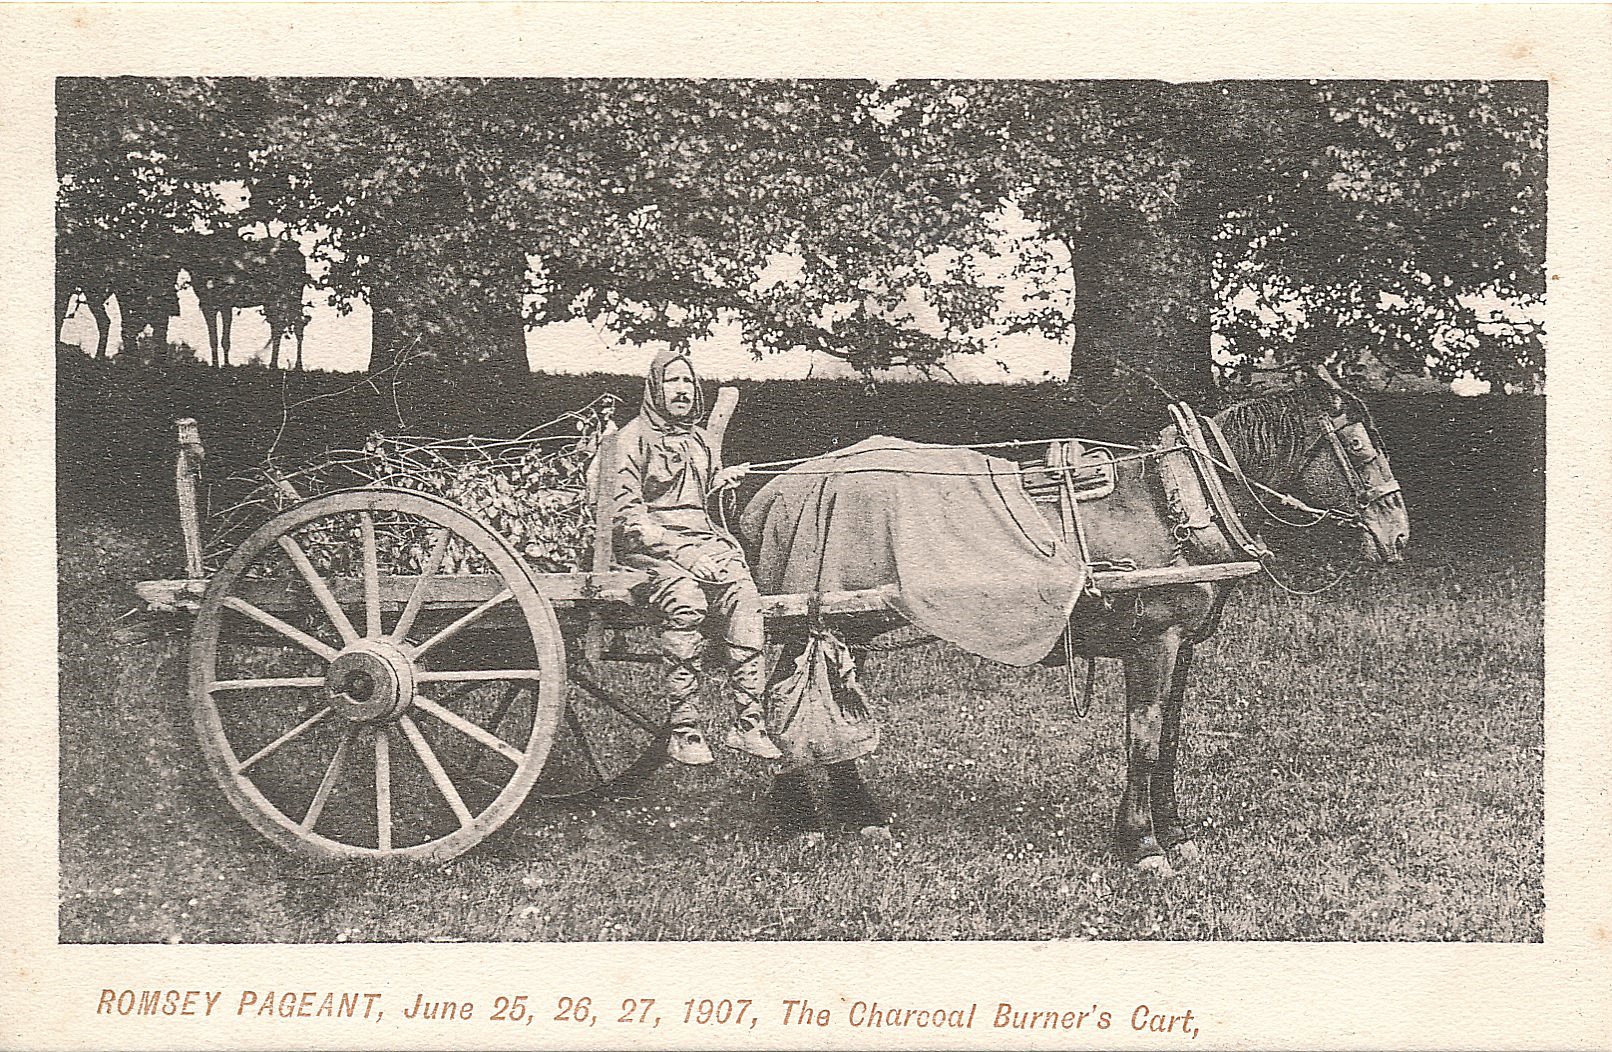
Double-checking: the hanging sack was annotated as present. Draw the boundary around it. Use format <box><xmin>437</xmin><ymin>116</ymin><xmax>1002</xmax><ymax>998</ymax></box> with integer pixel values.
<box><xmin>765</xmin><ymin>625</ymin><xmax>881</xmax><ymax>772</ymax></box>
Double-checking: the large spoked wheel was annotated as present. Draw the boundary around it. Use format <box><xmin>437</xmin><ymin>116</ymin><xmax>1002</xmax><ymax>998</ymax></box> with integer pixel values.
<box><xmin>534</xmin><ymin>621</ymin><xmax>672</xmax><ymax>801</ymax></box>
<box><xmin>189</xmin><ymin>488</ymin><xmax>565</xmax><ymax>862</ymax></box>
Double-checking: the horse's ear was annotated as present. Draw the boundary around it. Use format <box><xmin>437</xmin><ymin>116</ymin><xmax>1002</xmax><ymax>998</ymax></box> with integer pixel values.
<box><xmin>1308</xmin><ymin>364</ymin><xmax>1347</xmax><ymax>412</ymax></box>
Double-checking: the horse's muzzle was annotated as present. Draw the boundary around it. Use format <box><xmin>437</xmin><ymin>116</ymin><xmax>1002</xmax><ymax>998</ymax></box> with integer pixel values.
<box><xmin>1361</xmin><ymin>527</ymin><xmax>1408</xmax><ymax>565</ymax></box>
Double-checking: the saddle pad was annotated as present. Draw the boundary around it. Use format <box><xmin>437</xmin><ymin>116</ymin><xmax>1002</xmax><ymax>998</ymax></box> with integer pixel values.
<box><xmin>1019</xmin><ymin>441</ymin><xmax>1117</xmax><ymax>503</ymax></box>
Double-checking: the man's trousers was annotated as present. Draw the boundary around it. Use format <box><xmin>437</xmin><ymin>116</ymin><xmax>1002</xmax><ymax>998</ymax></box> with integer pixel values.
<box><xmin>645</xmin><ymin>568</ymin><xmax>766</xmax><ymax>729</ymax></box>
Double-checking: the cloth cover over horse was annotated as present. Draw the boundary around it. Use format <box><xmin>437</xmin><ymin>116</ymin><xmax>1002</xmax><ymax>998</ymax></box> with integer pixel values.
<box><xmin>739</xmin><ymin>436</ymin><xmax>1088</xmax><ymax>667</ymax></box>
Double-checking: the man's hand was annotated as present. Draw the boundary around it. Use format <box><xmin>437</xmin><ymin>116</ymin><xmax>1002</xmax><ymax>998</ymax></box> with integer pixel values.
<box><xmin>685</xmin><ymin>552</ymin><xmax>727</xmax><ymax>582</ymax></box>
<box><xmin>710</xmin><ymin>464</ymin><xmax>751</xmax><ymax>492</ymax></box>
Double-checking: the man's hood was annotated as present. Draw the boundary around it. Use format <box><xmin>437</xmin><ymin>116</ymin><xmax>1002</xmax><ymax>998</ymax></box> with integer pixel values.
<box><xmin>640</xmin><ymin>347</ymin><xmax>705</xmax><ymax>433</ymax></box>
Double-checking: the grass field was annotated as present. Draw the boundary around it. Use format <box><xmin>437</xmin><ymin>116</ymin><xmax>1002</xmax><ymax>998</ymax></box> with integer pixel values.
<box><xmin>58</xmin><ymin>506</ymin><xmax>1543</xmax><ymax>944</ymax></box>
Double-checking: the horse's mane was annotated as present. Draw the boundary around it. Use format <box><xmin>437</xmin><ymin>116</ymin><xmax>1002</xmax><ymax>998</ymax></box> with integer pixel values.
<box><xmin>1212</xmin><ymin>385</ymin><xmax>1339</xmax><ymax>483</ymax></box>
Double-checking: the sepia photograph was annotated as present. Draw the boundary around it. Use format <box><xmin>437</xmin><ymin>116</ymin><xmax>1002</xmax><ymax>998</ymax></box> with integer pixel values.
<box><xmin>6</xmin><ymin>3</ymin><xmax>1610</xmax><ymax>1049</ymax></box>
<box><xmin>55</xmin><ymin>72</ymin><xmax>1547</xmax><ymax>946</ymax></box>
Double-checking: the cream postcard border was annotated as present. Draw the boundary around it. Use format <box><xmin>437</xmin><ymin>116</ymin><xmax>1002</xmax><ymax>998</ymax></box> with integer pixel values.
<box><xmin>2</xmin><ymin>4</ymin><xmax>1608</xmax><ymax>1049</ymax></box>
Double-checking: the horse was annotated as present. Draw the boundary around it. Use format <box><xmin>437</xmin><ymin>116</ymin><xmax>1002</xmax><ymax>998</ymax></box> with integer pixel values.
<box><xmin>56</xmin><ymin>245</ymin><xmax>181</xmax><ymax>361</ymax></box>
<box><xmin>764</xmin><ymin>372</ymin><xmax>1410</xmax><ymax>877</ymax></box>
<box><xmin>182</xmin><ymin>232</ymin><xmax>309</xmax><ymax>369</ymax></box>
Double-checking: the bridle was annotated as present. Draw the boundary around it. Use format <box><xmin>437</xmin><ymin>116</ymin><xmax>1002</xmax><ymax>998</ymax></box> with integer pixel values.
<box><xmin>1200</xmin><ymin>408</ymin><xmax>1401</xmax><ymax>535</ymax></box>
<box><xmin>1294</xmin><ymin>412</ymin><xmax>1402</xmax><ymax>529</ymax></box>
<box><xmin>1191</xmin><ymin>402</ymin><xmax>1404</xmax><ymax>597</ymax></box>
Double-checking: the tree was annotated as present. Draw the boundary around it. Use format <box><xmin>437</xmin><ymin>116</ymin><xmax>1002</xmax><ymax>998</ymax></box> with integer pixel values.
<box><xmin>56</xmin><ymin>78</ymin><xmax>249</xmax><ymax>357</ymax></box>
<box><xmin>882</xmin><ymin>80</ymin><xmax>1546</xmax><ymax>406</ymax></box>
<box><xmin>1223</xmin><ymin>81</ymin><xmax>1546</xmax><ymax>391</ymax></box>
<box><xmin>241</xmin><ymin>79</ymin><xmax>555</xmax><ymax>371</ymax></box>
<box><xmin>235</xmin><ymin>78</ymin><xmax>1009</xmax><ymax>374</ymax></box>
<box><xmin>60</xmin><ymin>78</ymin><xmax>1545</xmax><ymax>393</ymax></box>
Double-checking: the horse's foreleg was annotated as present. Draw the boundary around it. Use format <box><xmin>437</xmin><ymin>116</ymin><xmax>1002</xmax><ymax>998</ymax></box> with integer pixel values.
<box><xmin>1117</xmin><ymin>629</ymin><xmax>1181</xmax><ymax>875</ymax></box>
<box><xmin>268</xmin><ymin>330</ymin><xmax>281</xmax><ymax>369</ymax></box>
<box><xmin>220</xmin><ymin>308</ymin><xmax>233</xmax><ymax>366</ymax></box>
<box><xmin>1152</xmin><ymin>641</ymin><xmax>1199</xmax><ymax>866</ymax></box>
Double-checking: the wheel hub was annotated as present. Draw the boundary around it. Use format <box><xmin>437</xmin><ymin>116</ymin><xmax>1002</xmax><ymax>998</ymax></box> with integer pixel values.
<box><xmin>325</xmin><ymin>640</ymin><xmax>416</xmax><ymax>723</ymax></box>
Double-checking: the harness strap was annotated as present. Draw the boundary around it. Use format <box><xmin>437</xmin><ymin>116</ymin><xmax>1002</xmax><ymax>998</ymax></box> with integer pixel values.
<box><xmin>1317</xmin><ymin>415</ymin><xmax>1403</xmax><ymax>510</ymax></box>
<box><xmin>1169</xmin><ymin>404</ymin><xmax>1268</xmax><ymax>561</ymax></box>
<box><xmin>1319</xmin><ymin>416</ymin><xmax>1364</xmax><ymax>497</ymax></box>
<box><xmin>1048</xmin><ymin>439</ymin><xmax>1098</xmax><ymax>591</ymax></box>
<box><xmin>1047</xmin><ymin>444</ymin><xmax>1099</xmax><ymax>720</ymax></box>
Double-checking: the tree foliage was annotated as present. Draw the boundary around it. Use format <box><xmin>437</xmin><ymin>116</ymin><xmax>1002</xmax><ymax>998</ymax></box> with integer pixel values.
<box><xmin>57</xmin><ymin>77</ymin><xmax>1545</xmax><ymax>392</ymax></box>
<box><xmin>884</xmin><ymin>80</ymin><xmax>1545</xmax><ymax>402</ymax></box>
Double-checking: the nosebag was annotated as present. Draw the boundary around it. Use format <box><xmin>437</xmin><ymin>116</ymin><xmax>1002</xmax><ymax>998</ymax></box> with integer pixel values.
<box><xmin>766</xmin><ymin>625</ymin><xmax>881</xmax><ymax>771</ymax></box>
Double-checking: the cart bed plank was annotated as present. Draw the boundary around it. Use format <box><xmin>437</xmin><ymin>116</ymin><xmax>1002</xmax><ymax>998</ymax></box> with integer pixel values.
<box><xmin>136</xmin><ymin>563</ymin><xmax>1258</xmax><ymax>618</ymax></box>
<box><xmin>760</xmin><ymin>584</ymin><xmax>901</xmax><ymax>619</ymax></box>
<box><xmin>137</xmin><ymin>575</ymin><xmax>902</xmax><ymax>620</ymax></box>
<box><xmin>136</xmin><ymin>571</ymin><xmax>648</xmax><ymax>613</ymax></box>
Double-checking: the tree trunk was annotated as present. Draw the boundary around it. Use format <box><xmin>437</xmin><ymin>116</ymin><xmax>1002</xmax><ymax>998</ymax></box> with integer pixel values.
<box><xmin>481</xmin><ymin>245</ymin><xmax>531</xmax><ymax>373</ymax></box>
<box><xmin>368</xmin><ymin>286</ymin><xmax>402</xmax><ymax>373</ymax></box>
<box><xmin>488</xmin><ymin>311</ymin><xmax>529</xmax><ymax>371</ymax></box>
<box><xmin>1067</xmin><ymin>212</ymin><xmax>1217</xmax><ymax>421</ymax></box>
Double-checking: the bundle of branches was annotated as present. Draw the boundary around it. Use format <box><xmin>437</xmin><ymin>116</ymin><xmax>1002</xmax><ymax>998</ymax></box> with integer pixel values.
<box><xmin>205</xmin><ymin>396</ymin><xmax>621</xmax><ymax>577</ymax></box>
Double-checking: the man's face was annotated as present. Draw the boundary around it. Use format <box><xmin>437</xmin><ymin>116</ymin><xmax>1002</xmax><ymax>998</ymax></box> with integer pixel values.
<box><xmin>662</xmin><ymin>359</ymin><xmax>697</xmax><ymax>420</ymax></box>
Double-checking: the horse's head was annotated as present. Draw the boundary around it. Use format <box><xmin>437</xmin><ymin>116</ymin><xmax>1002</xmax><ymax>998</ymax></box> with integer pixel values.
<box><xmin>1215</xmin><ymin>372</ymin><xmax>1410</xmax><ymax>565</ymax></box>
<box><xmin>1299</xmin><ymin>384</ymin><xmax>1409</xmax><ymax>564</ymax></box>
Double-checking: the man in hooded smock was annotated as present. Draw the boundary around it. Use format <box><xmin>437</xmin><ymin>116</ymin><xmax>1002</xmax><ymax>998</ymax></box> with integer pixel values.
<box><xmin>613</xmin><ymin>349</ymin><xmax>781</xmax><ymax>766</ymax></box>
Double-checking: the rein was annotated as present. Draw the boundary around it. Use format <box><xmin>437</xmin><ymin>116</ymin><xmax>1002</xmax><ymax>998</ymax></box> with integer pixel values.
<box><xmin>1191</xmin><ymin>404</ymin><xmax>1400</xmax><ymax>597</ymax></box>
<box><xmin>1199</xmin><ymin>416</ymin><xmax>1341</xmax><ymax>530</ymax></box>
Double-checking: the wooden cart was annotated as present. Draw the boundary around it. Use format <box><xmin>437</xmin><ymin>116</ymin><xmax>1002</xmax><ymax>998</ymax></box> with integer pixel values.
<box><xmin>134</xmin><ymin>393</ymin><xmax>1261</xmax><ymax>863</ymax></box>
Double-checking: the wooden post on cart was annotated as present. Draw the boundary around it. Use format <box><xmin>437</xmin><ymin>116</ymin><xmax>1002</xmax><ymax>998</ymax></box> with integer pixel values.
<box><xmin>706</xmin><ymin>386</ymin><xmax>739</xmax><ymax>458</ymax></box>
<box><xmin>175</xmin><ymin>418</ymin><xmax>206</xmax><ymax>579</ymax></box>
<box><xmin>583</xmin><ymin>412</ymin><xmax>621</xmax><ymax>666</ymax></box>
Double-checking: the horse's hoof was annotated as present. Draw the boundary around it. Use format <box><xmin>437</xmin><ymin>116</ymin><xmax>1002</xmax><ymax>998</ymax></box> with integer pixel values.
<box><xmin>1168</xmin><ymin>840</ymin><xmax>1201</xmax><ymax>869</ymax></box>
<box><xmin>1135</xmin><ymin>854</ymin><xmax>1175</xmax><ymax>880</ymax></box>
<box><xmin>799</xmin><ymin>831</ymin><xmax>825</xmax><ymax>848</ymax></box>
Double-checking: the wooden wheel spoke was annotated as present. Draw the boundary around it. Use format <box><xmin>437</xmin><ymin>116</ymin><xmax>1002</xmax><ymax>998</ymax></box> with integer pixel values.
<box><xmin>278</xmin><ymin>532</ymin><xmax>360</xmax><ymax>646</ymax></box>
<box><xmin>222</xmin><ymin>597</ymin><xmax>340</xmax><ymax>662</ymax></box>
<box><xmin>466</xmin><ymin>685</ymin><xmax>522</xmax><ymax>783</ymax></box>
<box><xmin>375</xmin><ymin>729</ymin><xmax>392</xmax><ymax>852</ymax></box>
<box><xmin>210</xmin><ymin>675</ymin><xmax>325</xmax><ymax>692</ymax></box>
<box><xmin>390</xmin><ymin>528</ymin><xmax>451</xmax><ymax>645</ymax></box>
<box><xmin>300</xmin><ymin>731</ymin><xmax>354</xmax><ymax>832</ymax></box>
<box><xmin>409</xmin><ymin>588</ymin><xmax>513</xmax><ymax>659</ymax></box>
<box><xmin>416</xmin><ymin>668</ymin><xmax>543</xmax><ymax>684</ymax></box>
<box><xmin>572</xmin><ymin>667</ymin><xmax>661</xmax><ymax>735</ymax></box>
<box><xmin>359</xmin><ymin>511</ymin><xmax>381</xmax><ymax>639</ymax></box>
<box><xmin>398</xmin><ymin>716</ymin><xmax>474</xmax><ymax>828</ymax></box>
<box><xmin>413</xmin><ymin>694</ymin><xmax>525</xmax><ymax>766</ymax></box>
<box><xmin>564</xmin><ymin>704</ymin><xmax>608</xmax><ymax>785</ymax></box>
<box><xmin>235</xmin><ymin>706</ymin><xmax>334</xmax><ymax>773</ymax></box>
